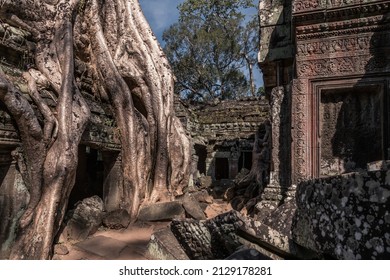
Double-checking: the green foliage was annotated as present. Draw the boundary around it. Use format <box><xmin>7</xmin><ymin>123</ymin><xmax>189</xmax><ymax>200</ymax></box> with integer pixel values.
<box><xmin>163</xmin><ymin>0</ymin><xmax>259</xmax><ymax>102</ymax></box>
<box><xmin>257</xmin><ymin>86</ymin><xmax>265</xmax><ymax>96</ymax></box>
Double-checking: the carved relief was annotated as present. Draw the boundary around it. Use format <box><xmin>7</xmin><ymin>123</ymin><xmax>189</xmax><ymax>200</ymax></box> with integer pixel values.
<box><xmin>292</xmin><ymin>79</ymin><xmax>308</xmax><ymax>183</ymax></box>
<box><xmin>296</xmin><ymin>15</ymin><xmax>390</xmax><ymax>39</ymax></box>
<box><xmin>296</xmin><ymin>54</ymin><xmax>390</xmax><ymax>77</ymax></box>
<box><xmin>296</xmin><ymin>35</ymin><xmax>379</xmax><ymax>57</ymax></box>
<box><xmin>293</xmin><ymin>0</ymin><xmax>379</xmax><ymax>13</ymax></box>
<box><xmin>269</xmin><ymin>86</ymin><xmax>284</xmax><ymax>186</ymax></box>
<box><xmin>293</xmin><ymin>0</ymin><xmax>320</xmax><ymax>13</ymax></box>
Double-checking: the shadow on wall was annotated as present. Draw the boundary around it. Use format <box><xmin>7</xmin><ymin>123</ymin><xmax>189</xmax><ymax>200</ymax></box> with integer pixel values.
<box><xmin>327</xmin><ymin>12</ymin><xmax>390</xmax><ymax>175</ymax></box>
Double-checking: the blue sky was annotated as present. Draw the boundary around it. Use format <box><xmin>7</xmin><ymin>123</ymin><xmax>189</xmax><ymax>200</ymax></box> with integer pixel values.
<box><xmin>139</xmin><ymin>0</ymin><xmax>184</xmax><ymax>44</ymax></box>
<box><xmin>139</xmin><ymin>0</ymin><xmax>263</xmax><ymax>86</ymax></box>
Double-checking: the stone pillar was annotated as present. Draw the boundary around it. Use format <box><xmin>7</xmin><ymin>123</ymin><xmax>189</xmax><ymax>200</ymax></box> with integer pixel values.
<box><xmin>102</xmin><ymin>152</ymin><xmax>123</xmax><ymax>212</ymax></box>
<box><xmin>269</xmin><ymin>86</ymin><xmax>284</xmax><ymax>187</ymax></box>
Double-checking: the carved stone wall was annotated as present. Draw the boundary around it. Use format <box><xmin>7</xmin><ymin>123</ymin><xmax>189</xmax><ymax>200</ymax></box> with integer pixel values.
<box><xmin>175</xmin><ymin>97</ymin><xmax>270</xmax><ymax>181</ymax></box>
<box><xmin>258</xmin><ymin>0</ymin><xmax>390</xmax><ymax>207</ymax></box>
<box><xmin>291</xmin><ymin>0</ymin><xmax>390</xmax><ymax>183</ymax></box>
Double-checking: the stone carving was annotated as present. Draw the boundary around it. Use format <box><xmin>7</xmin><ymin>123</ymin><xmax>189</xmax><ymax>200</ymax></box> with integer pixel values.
<box><xmin>293</xmin><ymin>0</ymin><xmax>381</xmax><ymax>13</ymax></box>
<box><xmin>296</xmin><ymin>35</ymin><xmax>384</xmax><ymax>57</ymax></box>
<box><xmin>293</xmin><ymin>0</ymin><xmax>320</xmax><ymax>13</ymax></box>
<box><xmin>269</xmin><ymin>87</ymin><xmax>284</xmax><ymax>186</ymax></box>
<box><xmin>292</xmin><ymin>79</ymin><xmax>308</xmax><ymax>183</ymax></box>
<box><xmin>296</xmin><ymin>55</ymin><xmax>390</xmax><ymax>77</ymax></box>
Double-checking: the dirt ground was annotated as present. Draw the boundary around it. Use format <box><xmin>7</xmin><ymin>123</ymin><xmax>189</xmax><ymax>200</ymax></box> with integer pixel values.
<box><xmin>53</xmin><ymin>200</ymin><xmax>232</xmax><ymax>260</ymax></box>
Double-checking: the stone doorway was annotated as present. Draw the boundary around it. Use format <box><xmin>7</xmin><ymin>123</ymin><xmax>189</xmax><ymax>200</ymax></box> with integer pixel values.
<box><xmin>215</xmin><ymin>157</ymin><xmax>229</xmax><ymax>180</ymax></box>
<box><xmin>69</xmin><ymin>145</ymin><xmax>123</xmax><ymax>212</ymax></box>
<box><xmin>68</xmin><ymin>146</ymin><xmax>104</xmax><ymax>208</ymax></box>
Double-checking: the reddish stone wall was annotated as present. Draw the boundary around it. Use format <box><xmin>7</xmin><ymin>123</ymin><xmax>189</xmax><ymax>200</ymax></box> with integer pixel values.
<box><xmin>291</xmin><ymin>0</ymin><xmax>390</xmax><ymax>183</ymax></box>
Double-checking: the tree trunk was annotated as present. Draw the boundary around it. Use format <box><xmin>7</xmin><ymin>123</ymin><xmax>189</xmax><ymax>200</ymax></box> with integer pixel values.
<box><xmin>0</xmin><ymin>0</ymin><xmax>190</xmax><ymax>259</ymax></box>
<box><xmin>244</xmin><ymin>55</ymin><xmax>256</xmax><ymax>97</ymax></box>
<box><xmin>236</xmin><ymin>120</ymin><xmax>271</xmax><ymax>189</ymax></box>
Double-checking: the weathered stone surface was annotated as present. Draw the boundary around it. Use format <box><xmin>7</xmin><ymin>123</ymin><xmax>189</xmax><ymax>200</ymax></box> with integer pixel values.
<box><xmin>261</xmin><ymin>200</ymin><xmax>296</xmax><ymax>238</ymax></box>
<box><xmin>225</xmin><ymin>247</ymin><xmax>271</xmax><ymax>260</ymax></box>
<box><xmin>59</xmin><ymin>196</ymin><xmax>104</xmax><ymax>243</ymax></box>
<box><xmin>171</xmin><ymin>211</ymin><xmax>248</xmax><ymax>259</ymax></box>
<box><xmin>182</xmin><ymin>193</ymin><xmax>206</xmax><ymax>220</ymax></box>
<box><xmin>171</xmin><ymin>219</ymin><xmax>213</xmax><ymax>259</ymax></box>
<box><xmin>234</xmin><ymin>168</ymin><xmax>250</xmax><ymax>183</ymax></box>
<box><xmin>292</xmin><ymin>168</ymin><xmax>390</xmax><ymax>259</ymax></box>
<box><xmin>102</xmin><ymin>209</ymin><xmax>131</xmax><ymax>229</ymax></box>
<box><xmin>54</xmin><ymin>244</ymin><xmax>69</xmax><ymax>256</ymax></box>
<box><xmin>192</xmin><ymin>189</ymin><xmax>213</xmax><ymax>204</ymax></box>
<box><xmin>170</xmin><ymin>209</ymin><xmax>304</xmax><ymax>260</ymax></box>
<box><xmin>138</xmin><ymin>202</ymin><xmax>185</xmax><ymax>222</ymax></box>
<box><xmin>367</xmin><ymin>160</ymin><xmax>390</xmax><ymax>172</ymax></box>
<box><xmin>147</xmin><ymin>228</ymin><xmax>189</xmax><ymax>260</ymax></box>
<box><xmin>259</xmin><ymin>0</ymin><xmax>293</xmax><ymax>64</ymax></box>
<box><xmin>212</xmin><ymin>179</ymin><xmax>235</xmax><ymax>199</ymax></box>
<box><xmin>198</xmin><ymin>175</ymin><xmax>212</xmax><ymax>189</ymax></box>
<box><xmin>175</xmin><ymin>95</ymin><xmax>269</xmax><ymax>184</ymax></box>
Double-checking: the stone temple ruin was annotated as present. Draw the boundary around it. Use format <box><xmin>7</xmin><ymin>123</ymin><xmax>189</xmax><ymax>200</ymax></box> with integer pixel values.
<box><xmin>1</xmin><ymin>0</ymin><xmax>390</xmax><ymax>260</ymax></box>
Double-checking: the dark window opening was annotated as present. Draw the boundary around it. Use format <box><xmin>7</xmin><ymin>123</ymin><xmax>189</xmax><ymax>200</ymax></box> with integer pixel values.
<box><xmin>215</xmin><ymin>157</ymin><xmax>229</xmax><ymax>180</ymax></box>
<box><xmin>238</xmin><ymin>151</ymin><xmax>252</xmax><ymax>171</ymax></box>
<box><xmin>195</xmin><ymin>144</ymin><xmax>207</xmax><ymax>175</ymax></box>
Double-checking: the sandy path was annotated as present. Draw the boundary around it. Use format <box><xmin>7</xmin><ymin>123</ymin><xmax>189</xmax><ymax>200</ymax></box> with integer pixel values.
<box><xmin>53</xmin><ymin>222</ymin><xmax>169</xmax><ymax>260</ymax></box>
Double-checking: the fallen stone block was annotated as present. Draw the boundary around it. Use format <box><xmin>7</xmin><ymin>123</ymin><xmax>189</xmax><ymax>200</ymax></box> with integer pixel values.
<box><xmin>192</xmin><ymin>189</ymin><xmax>213</xmax><ymax>204</ymax></box>
<box><xmin>138</xmin><ymin>201</ymin><xmax>185</xmax><ymax>221</ymax></box>
<box><xmin>59</xmin><ymin>195</ymin><xmax>104</xmax><ymax>243</ymax></box>
<box><xmin>147</xmin><ymin>228</ymin><xmax>189</xmax><ymax>260</ymax></box>
<box><xmin>103</xmin><ymin>209</ymin><xmax>131</xmax><ymax>229</ymax></box>
<box><xmin>182</xmin><ymin>193</ymin><xmax>206</xmax><ymax>220</ymax></box>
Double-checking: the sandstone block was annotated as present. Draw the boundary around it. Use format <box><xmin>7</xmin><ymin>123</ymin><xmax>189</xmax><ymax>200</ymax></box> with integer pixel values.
<box><xmin>102</xmin><ymin>209</ymin><xmax>131</xmax><ymax>229</ymax></box>
<box><xmin>138</xmin><ymin>201</ymin><xmax>185</xmax><ymax>221</ymax></box>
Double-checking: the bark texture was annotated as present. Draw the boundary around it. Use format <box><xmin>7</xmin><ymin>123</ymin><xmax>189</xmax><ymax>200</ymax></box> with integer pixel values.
<box><xmin>0</xmin><ymin>0</ymin><xmax>190</xmax><ymax>259</ymax></box>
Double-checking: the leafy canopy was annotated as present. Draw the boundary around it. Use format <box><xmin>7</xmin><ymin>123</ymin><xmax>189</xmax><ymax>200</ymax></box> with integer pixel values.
<box><xmin>163</xmin><ymin>0</ymin><xmax>259</xmax><ymax>102</ymax></box>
